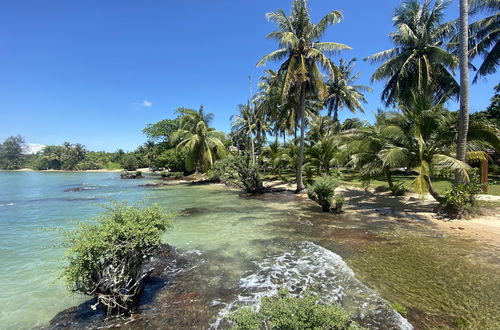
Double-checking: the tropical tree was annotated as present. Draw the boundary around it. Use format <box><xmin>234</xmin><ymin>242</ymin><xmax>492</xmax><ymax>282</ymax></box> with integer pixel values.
<box><xmin>231</xmin><ymin>103</ymin><xmax>257</xmax><ymax>162</ymax></box>
<box><xmin>306</xmin><ymin>114</ymin><xmax>335</xmax><ymax>141</ymax></box>
<box><xmin>384</xmin><ymin>92</ymin><xmax>498</xmax><ymax>201</ymax></box>
<box><xmin>324</xmin><ymin>58</ymin><xmax>372</xmax><ymax>122</ymax></box>
<box><xmin>468</xmin><ymin>0</ymin><xmax>500</xmax><ymax>82</ymax></box>
<box><xmin>365</xmin><ymin>0</ymin><xmax>459</xmax><ymax>106</ymax></box>
<box><xmin>0</xmin><ymin>135</ymin><xmax>26</xmax><ymax>170</ymax></box>
<box><xmin>257</xmin><ymin>0</ymin><xmax>351</xmax><ymax>191</ymax></box>
<box><xmin>306</xmin><ymin>137</ymin><xmax>339</xmax><ymax>175</ymax></box>
<box><xmin>346</xmin><ymin>115</ymin><xmax>408</xmax><ymax>191</ymax></box>
<box><xmin>177</xmin><ymin>105</ymin><xmax>214</xmax><ymax>129</ymax></box>
<box><xmin>173</xmin><ymin>113</ymin><xmax>226</xmax><ymax>173</ymax></box>
<box><xmin>261</xmin><ymin>141</ymin><xmax>285</xmax><ymax>175</ymax></box>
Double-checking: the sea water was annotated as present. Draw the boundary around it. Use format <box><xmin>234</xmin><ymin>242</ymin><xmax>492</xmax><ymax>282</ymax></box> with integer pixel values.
<box><xmin>0</xmin><ymin>172</ymin><xmax>411</xmax><ymax>329</ymax></box>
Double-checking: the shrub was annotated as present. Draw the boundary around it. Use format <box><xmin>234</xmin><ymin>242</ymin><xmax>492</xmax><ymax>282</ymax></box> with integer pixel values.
<box><xmin>390</xmin><ymin>181</ymin><xmax>408</xmax><ymax>196</ymax></box>
<box><xmin>155</xmin><ymin>148</ymin><xmax>186</xmax><ymax>173</ymax></box>
<box><xmin>307</xmin><ymin>176</ymin><xmax>343</xmax><ymax>213</ymax></box>
<box><xmin>303</xmin><ymin>165</ymin><xmax>315</xmax><ymax>185</ymax></box>
<box><xmin>442</xmin><ymin>180</ymin><xmax>482</xmax><ymax>218</ymax></box>
<box><xmin>212</xmin><ymin>153</ymin><xmax>263</xmax><ymax>193</ymax></box>
<box><xmin>120</xmin><ymin>154</ymin><xmax>139</xmax><ymax>171</ymax></box>
<box><xmin>334</xmin><ymin>195</ymin><xmax>346</xmax><ymax>213</ymax></box>
<box><xmin>229</xmin><ymin>290</ymin><xmax>360</xmax><ymax>330</ymax></box>
<box><xmin>61</xmin><ymin>202</ymin><xmax>176</xmax><ymax>317</ymax></box>
<box><xmin>160</xmin><ymin>171</ymin><xmax>184</xmax><ymax>179</ymax></box>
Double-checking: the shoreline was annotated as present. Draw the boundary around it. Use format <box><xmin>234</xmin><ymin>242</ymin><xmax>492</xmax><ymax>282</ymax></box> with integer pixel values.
<box><xmin>0</xmin><ymin>168</ymin><xmax>155</xmax><ymax>173</ymax></box>
<box><xmin>44</xmin><ymin>178</ymin><xmax>500</xmax><ymax>329</ymax></box>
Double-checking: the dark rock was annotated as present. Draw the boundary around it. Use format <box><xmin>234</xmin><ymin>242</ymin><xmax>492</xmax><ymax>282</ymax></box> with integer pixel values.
<box><xmin>138</xmin><ymin>183</ymin><xmax>169</xmax><ymax>188</ymax></box>
<box><xmin>46</xmin><ymin>244</ymin><xmax>182</xmax><ymax>330</ymax></box>
<box><xmin>64</xmin><ymin>187</ymin><xmax>91</xmax><ymax>192</ymax></box>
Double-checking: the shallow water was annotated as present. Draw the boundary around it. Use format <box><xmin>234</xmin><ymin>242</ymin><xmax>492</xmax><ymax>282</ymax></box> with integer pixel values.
<box><xmin>0</xmin><ymin>172</ymin><xmax>411</xmax><ymax>329</ymax></box>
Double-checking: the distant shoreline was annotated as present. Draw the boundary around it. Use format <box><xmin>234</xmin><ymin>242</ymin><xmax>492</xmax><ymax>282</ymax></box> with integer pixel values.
<box><xmin>0</xmin><ymin>168</ymin><xmax>151</xmax><ymax>173</ymax></box>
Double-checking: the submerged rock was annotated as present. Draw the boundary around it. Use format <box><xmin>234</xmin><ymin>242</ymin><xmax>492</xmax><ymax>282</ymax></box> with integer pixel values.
<box><xmin>64</xmin><ymin>187</ymin><xmax>92</xmax><ymax>192</ymax></box>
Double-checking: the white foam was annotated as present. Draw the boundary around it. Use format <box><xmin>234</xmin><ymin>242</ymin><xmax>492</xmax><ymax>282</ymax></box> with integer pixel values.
<box><xmin>0</xmin><ymin>203</ymin><xmax>15</xmax><ymax>207</ymax></box>
<box><xmin>211</xmin><ymin>241</ymin><xmax>413</xmax><ymax>330</ymax></box>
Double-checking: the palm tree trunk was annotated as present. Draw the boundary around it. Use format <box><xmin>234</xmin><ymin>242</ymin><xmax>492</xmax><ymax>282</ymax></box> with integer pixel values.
<box><xmin>456</xmin><ymin>0</ymin><xmax>470</xmax><ymax>185</ymax></box>
<box><xmin>250</xmin><ymin>134</ymin><xmax>256</xmax><ymax>165</ymax></box>
<box><xmin>424</xmin><ymin>175</ymin><xmax>445</xmax><ymax>204</ymax></box>
<box><xmin>385</xmin><ymin>168</ymin><xmax>394</xmax><ymax>190</ymax></box>
<box><xmin>332</xmin><ymin>107</ymin><xmax>339</xmax><ymax>123</ymax></box>
<box><xmin>296</xmin><ymin>88</ymin><xmax>306</xmax><ymax>192</ymax></box>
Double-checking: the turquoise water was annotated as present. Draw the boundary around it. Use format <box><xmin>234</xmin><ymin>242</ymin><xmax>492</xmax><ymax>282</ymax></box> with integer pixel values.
<box><xmin>0</xmin><ymin>172</ymin><xmax>410</xmax><ymax>329</ymax></box>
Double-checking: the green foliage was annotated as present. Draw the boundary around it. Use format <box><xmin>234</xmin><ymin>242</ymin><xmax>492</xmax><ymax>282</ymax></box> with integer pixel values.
<box><xmin>105</xmin><ymin>162</ymin><xmax>122</xmax><ymax>170</ymax></box>
<box><xmin>228</xmin><ymin>290</ymin><xmax>359</xmax><ymax>330</ymax></box>
<box><xmin>61</xmin><ymin>202</ymin><xmax>175</xmax><ymax>317</ymax></box>
<box><xmin>307</xmin><ymin>176</ymin><xmax>342</xmax><ymax>213</ymax></box>
<box><xmin>390</xmin><ymin>302</ymin><xmax>408</xmax><ymax>317</ymax></box>
<box><xmin>142</xmin><ymin>118</ymin><xmax>181</xmax><ymax>148</ymax></box>
<box><xmin>443</xmin><ymin>178</ymin><xmax>483</xmax><ymax>218</ymax></box>
<box><xmin>365</xmin><ymin>0</ymin><xmax>458</xmax><ymax>106</ymax></box>
<box><xmin>0</xmin><ymin>135</ymin><xmax>26</xmax><ymax>170</ymax></box>
<box><xmin>303</xmin><ymin>165</ymin><xmax>315</xmax><ymax>185</ymax></box>
<box><xmin>212</xmin><ymin>153</ymin><xmax>263</xmax><ymax>193</ymax></box>
<box><xmin>120</xmin><ymin>154</ymin><xmax>139</xmax><ymax>171</ymax></box>
<box><xmin>160</xmin><ymin>171</ymin><xmax>184</xmax><ymax>179</ymax></box>
<box><xmin>257</xmin><ymin>0</ymin><xmax>351</xmax><ymax>190</ymax></box>
<box><xmin>155</xmin><ymin>148</ymin><xmax>186</xmax><ymax>173</ymax></box>
<box><xmin>334</xmin><ymin>194</ymin><xmax>346</xmax><ymax>213</ymax></box>
<box><xmin>390</xmin><ymin>181</ymin><xmax>409</xmax><ymax>196</ymax></box>
<box><xmin>173</xmin><ymin>106</ymin><xmax>227</xmax><ymax>173</ymax></box>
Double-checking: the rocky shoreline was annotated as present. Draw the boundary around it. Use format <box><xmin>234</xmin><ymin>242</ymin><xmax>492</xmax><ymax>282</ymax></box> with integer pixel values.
<box><xmin>46</xmin><ymin>244</ymin><xmax>194</xmax><ymax>329</ymax></box>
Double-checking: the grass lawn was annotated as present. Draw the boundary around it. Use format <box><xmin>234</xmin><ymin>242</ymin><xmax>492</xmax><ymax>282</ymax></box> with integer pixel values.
<box><xmin>261</xmin><ymin>171</ymin><xmax>500</xmax><ymax>196</ymax></box>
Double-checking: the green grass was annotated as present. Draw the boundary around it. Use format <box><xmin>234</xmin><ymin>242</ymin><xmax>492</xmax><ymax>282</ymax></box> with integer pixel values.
<box><xmin>260</xmin><ymin>170</ymin><xmax>500</xmax><ymax>196</ymax></box>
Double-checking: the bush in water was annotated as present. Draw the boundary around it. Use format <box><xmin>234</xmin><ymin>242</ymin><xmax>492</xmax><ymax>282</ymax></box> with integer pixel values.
<box><xmin>307</xmin><ymin>176</ymin><xmax>344</xmax><ymax>213</ymax></box>
<box><xmin>211</xmin><ymin>153</ymin><xmax>263</xmax><ymax>193</ymax></box>
<box><xmin>229</xmin><ymin>289</ymin><xmax>361</xmax><ymax>329</ymax></box>
<box><xmin>61</xmin><ymin>202</ymin><xmax>175</xmax><ymax>317</ymax></box>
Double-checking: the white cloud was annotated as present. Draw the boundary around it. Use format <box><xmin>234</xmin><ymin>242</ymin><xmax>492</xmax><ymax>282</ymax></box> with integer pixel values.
<box><xmin>23</xmin><ymin>143</ymin><xmax>46</xmax><ymax>155</ymax></box>
<box><xmin>140</xmin><ymin>100</ymin><xmax>153</xmax><ymax>107</ymax></box>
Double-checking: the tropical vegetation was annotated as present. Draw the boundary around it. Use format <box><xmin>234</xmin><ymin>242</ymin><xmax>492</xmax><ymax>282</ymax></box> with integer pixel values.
<box><xmin>228</xmin><ymin>289</ymin><xmax>360</xmax><ymax>330</ymax></box>
<box><xmin>61</xmin><ymin>202</ymin><xmax>175</xmax><ymax>317</ymax></box>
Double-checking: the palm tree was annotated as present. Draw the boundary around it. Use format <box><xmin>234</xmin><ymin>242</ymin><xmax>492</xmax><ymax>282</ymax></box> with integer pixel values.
<box><xmin>257</xmin><ymin>0</ymin><xmax>351</xmax><ymax>191</ymax></box>
<box><xmin>261</xmin><ymin>141</ymin><xmax>285</xmax><ymax>175</ymax></box>
<box><xmin>306</xmin><ymin>137</ymin><xmax>339</xmax><ymax>175</ymax></box>
<box><xmin>306</xmin><ymin>114</ymin><xmax>335</xmax><ymax>141</ymax></box>
<box><xmin>365</xmin><ymin>0</ymin><xmax>459</xmax><ymax>106</ymax></box>
<box><xmin>231</xmin><ymin>103</ymin><xmax>257</xmax><ymax>163</ymax></box>
<box><xmin>384</xmin><ymin>92</ymin><xmax>498</xmax><ymax>201</ymax></box>
<box><xmin>324</xmin><ymin>58</ymin><xmax>372</xmax><ymax>122</ymax></box>
<box><xmin>177</xmin><ymin>105</ymin><xmax>214</xmax><ymax>129</ymax></box>
<box><xmin>346</xmin><ymin>115</ymin><xmax>408</xmax><ymax>191</ymax></box>
<box><xmin>468</xmin><ymin>0</ymin><xmax>500</xmax><ymax>82</ymax></box>
<box><xmin>174</xmin><ymin>112</ymin><xmax>226</xmax><ymax>173</ymax></box>
<box><xmin>456</xmin><ymin>0</ymin><xmax>471</xmax><ymax>184</ymax></box>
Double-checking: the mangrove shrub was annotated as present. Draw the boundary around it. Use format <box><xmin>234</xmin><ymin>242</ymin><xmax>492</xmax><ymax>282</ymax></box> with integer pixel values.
<box><xmin>211</xmin><ymin>153</ymin><xmax>263</xmax><ymax>193</ymax></box>
<box><xmin>61</xmin><ymin>202</ymin><xmax>175</xmax><ymax>317</ymax></box>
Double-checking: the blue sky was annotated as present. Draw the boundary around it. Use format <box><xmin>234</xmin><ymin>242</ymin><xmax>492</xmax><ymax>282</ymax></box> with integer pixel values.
<box><xmin>0</xmin><ymin>0</ymin><xmax>498</xmax><ymax>151</ymax></box>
